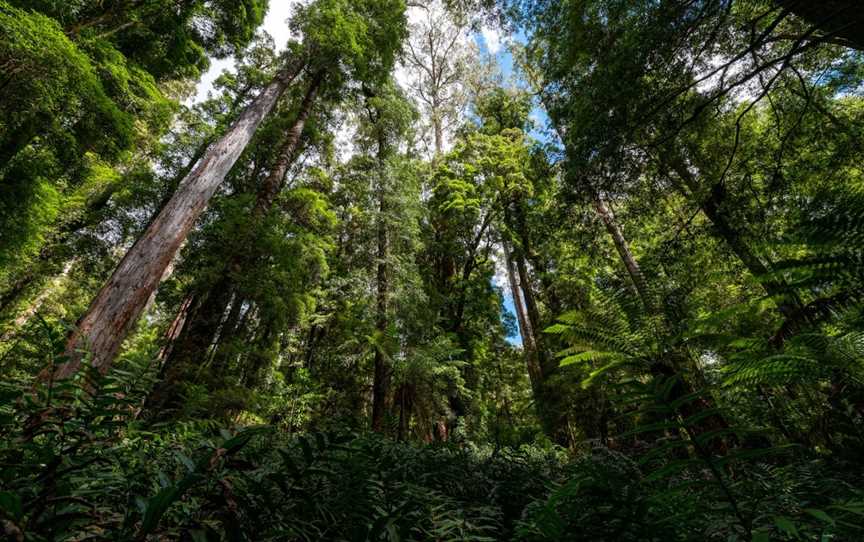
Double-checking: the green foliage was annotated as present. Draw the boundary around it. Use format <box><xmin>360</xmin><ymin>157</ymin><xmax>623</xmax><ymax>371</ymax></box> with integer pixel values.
<box><xmin>0</xmin><ymin>1</ymin><xmax>133</xmax><ymax>158</ymax></box>
<box><xmin>292</xmin><ymin>0</ymin><xmax>407</xmax><ymax>85</ymax></box>
<box><xmin>2</xmin><ymin>1</ymin><xmax>864</xmax><ymax>540</ymax></box>
<box><xmin>0</xmin><ymin>343</ymin><xmax>561</xmax><ymax>540</ymax></box>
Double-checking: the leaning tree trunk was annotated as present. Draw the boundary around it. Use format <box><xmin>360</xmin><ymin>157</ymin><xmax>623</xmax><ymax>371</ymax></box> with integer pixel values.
<box><xmin>666</xmin><ymin>156</ymin><xmax>801</xmax><ymax>316</ymax></box>
<box><xmin>146</xmin><ymin>74</ymin><xmax>322</xmax><ymax>412</ymax></box>
<box><xmin>592</xmin><ymin>194</ymin><xmax>654</xmax><ymax>311</ymax></box>
<box><xmin>253</xmin><ymin>72</ymin><xmax>323</xmax><ymax>216</ymax></box>
<box><xmin>776</xmin><ymin>0</ymin><xmax>864</xmax><ymax>51</ymax></box>
<box><xmin>50</xmin><ymin>63</ymin><xmax>304</xmax><ymax>380</ymax></box>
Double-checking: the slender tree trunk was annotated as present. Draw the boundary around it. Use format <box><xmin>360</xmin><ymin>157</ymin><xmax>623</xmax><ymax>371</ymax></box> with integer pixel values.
<box><xmin>593</xmin><ymin>189</ymin><xmax>732</xmax><ymax>451</ymax></box>
<box><xmin>64</xmin><ymin>0</ymin><xmax>148</xmax><ymax>38</ymax></box>
<box><xmin>505</xmin><ymin>236</ymin><xmax>567</xmax><ymax>443</ymax></box>
<box><xmin>371</xmin><ymin>170</ymin><xmax>390</xmax><ymax>433</ymax></box>
<box><xmin>51</xmin><ymin>63</ymin><xmax>303</xmax><ymax>380</ymax></box>
<box><xmin>514</xmin><ymin>249</ymin><xmax>552</xmax><ymax>373</ymax></box>
<box><xmin>157</xmin><ymin>294</ymin><xmax>194</xmax><ymax>363</ymax></box>
<box><xmin>397</xmin><ymin>383</ymin><xmax>414</xmax><ymax>441</ymax></box>
<box><xmin>253</xmin><ymin>72</ymin><xmax>323</xmax><ymax>216</ymax></box>
<box><xmin>503</xmin><ymin>240</ymin><xmax>542</xmax><ymax>390</ymax></box>
<box><xmin>513</xmin><ymin>202</ymin><xmax>562</xmax><ymax>315</ymax></box>
<box><xmin>592</xmin><ymin>194</ymin><xmax>653</xmax><ymax>310</ymax></box>
<box><xmin>666</xmin><ymin>157</ymin><xmax>800</xmax><ymax>315</ymax></box>
<box><xmin>210</xmin><ymin>294</ymin><xmax>245</xmax><ymax>377</ymax></box>
<box><xmin>145</xmin><ymin>279</ymin><xmax>235</xmax><ymax>415</ymax></box>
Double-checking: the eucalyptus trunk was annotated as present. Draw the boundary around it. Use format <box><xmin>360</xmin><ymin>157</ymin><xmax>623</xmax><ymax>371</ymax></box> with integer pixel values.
<box><xmin>592</xmin><ymin>195</ymin><xmax>653</xmax><ymax>311</ymax></box>
<box><xmin>147</xmin><ymin>74</ymin><xmax>322</xmax><ymax>410</ymax></box>
<box><xmin>52</xmin><ymin>63</ymin><xmax>303</xmax><ymax>380</ymax></box>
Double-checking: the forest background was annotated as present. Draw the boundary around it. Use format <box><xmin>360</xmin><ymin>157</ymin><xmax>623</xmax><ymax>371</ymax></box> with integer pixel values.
<box><xmin>1</xmin><ymin>0</ymin><xmax>864</xmax><ymax>540</ymax></box>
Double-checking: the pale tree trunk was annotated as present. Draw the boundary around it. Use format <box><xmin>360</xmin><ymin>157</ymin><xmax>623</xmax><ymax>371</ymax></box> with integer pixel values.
<box><xmin>592</xmin><ymin>195</ymin><xmax>653</xmax><ymax>311</ymax></box>
<box><xmin>503</xmin><ymin>240</ymin><xmax>542</xmax><ymax>391</ymax></box>
<box><xmin>145</xmin><ymin>74</ymin><xmax>321</xmax><ymax>411</ymax></box>
<box><xmin>51</xmin><ymin>64</ymin><xmax>303</xmax><ymax>380</ymax></box>
<box><xmin>513</xmin><ymin>247</ymin><xmax>553</xmax><ymax>374</ymax></box>
<box><xmin>433</xmin><ymin>116</ymin><xmax>443</xmax><ymax>156</ymax></box>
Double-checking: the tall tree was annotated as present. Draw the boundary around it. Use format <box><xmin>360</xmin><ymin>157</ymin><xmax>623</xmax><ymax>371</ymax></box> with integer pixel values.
<box><xmin>400</xmin><ymin>0</ymin><xmax>475</xmax><ymax>155</ymax></box>
<box><xmin>53</xmin><ymin>0</ymin><xmax>408</xmax><ymax>379</ymax></box>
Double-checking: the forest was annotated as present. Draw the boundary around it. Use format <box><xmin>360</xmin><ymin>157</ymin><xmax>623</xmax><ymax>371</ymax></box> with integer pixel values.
<box><xmin>1</xmin><ymin>0</ymin><xmax>863</xmax><ymax>540</ymax></box>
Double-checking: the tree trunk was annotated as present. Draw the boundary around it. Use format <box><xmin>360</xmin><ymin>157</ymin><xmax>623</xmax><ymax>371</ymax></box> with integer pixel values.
<box><xmin>592</xmin><ymin>195</ymin><xmax>653</xmax><ymax>311</ymax></box>
<box><xmin>145</xmin><ymin>279</ymin><xmax>235</xmax><ymax>415</ymax></box>
<box><xmin>513</xmin><ymin>202</ymin><xmax>562</xmax><ymax>315</ymax></box>
<box><xmin>503</xmin><ymin>240</ymin><xmax>542</xmax><ymax>390</ymax></box>
<box><xmin>514</xmin><ymin>248</ymin><xmax>553</xmax><ymax>373</ymax></box>
<box><xmin>397</xmin><ymin>383</ymin><xmax>414</xmax><ymax>441</ymax></box>
<box><xmin>210</xmin><ymin>294</ymin><xmax>245</xmax><ymax>377</ymax></box>
<box><xmin>253</xmin><ymin>72</ymin><xmax>323</xmax><ymax>216</ymax></box>
<box><xmin>776</xmin><ymin>0</ymin><xmax>864</xmax><ymax>51</ymax></box>
<box><xmin>64</xmin><ymin>0</ymin><xmax>148</xmax><ymax>38</ymax></box>
<box><xmin>371</xmin><ymin>171</ymin><xmax>390</xmax><ymax>433</ymax></box>
<box><xmin>666</xmin><ymin>156</ymin><xmax>801</xmax><ymax>316</ymax></box>
<box><xmin>51</xmin><ymin>64</ymin><xmax>303</xmax><ymax>380</ymax></box>
<box><xmin>433</xmin><ymin>116</ymin><xmax>443</xmax><ymax>156</ymax></box>
<box><xmin>156</xmin><ymin>294</ymin><xmax>194</xmax><ymax>363</ymax></box>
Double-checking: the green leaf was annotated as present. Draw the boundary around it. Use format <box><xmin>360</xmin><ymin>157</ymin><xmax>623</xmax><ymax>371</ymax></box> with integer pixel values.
<box><xmin>803</xmin><ymin>508</ymin><xmax>835</xmax><ymax>524</ymax></box>
<box><xmin>0</xmin><ymin>491</ymin><xmax>22</xmax><ymax>520</ymax></box>
<box><xmin>140</xmin><ymin>485</ymin><xmax>184</xmax><ymax>535</ymax></box>
<box><xmin>774</xmin><ymin>516</ymin><xmax>799</xmax><ymax>537</ymax></box>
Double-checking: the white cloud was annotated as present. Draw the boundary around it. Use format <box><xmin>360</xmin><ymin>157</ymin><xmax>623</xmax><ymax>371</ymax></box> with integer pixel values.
<box><xmin>263</xmin><ymin>0</ymin><xmax>301</xmax><ymax>52</ymax></box>
<box><xmin>480</xmin><ymin>26</ymin><xmax>501</xmax><ymax>55</ymax></box>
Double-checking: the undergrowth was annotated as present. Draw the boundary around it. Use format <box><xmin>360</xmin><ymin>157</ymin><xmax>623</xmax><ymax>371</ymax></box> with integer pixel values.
<box><xmin>1</xmin><ymin>353</ymin><xmax>863</xmax><ymax>541</ymax></box>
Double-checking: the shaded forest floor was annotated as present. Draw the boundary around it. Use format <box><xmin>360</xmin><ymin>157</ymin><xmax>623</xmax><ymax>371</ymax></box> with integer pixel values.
<box><xmin>2</xmin><ymin>362</ymin><xmax>864</xmax><ymax>541</ymax></box>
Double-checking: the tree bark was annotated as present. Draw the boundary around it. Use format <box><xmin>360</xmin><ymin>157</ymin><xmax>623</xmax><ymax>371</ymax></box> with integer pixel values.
<box><xmin>51</xmin><ymin>63</ymin><xmax>303</xmax><ymax>380</ymax></box>
<box><xmin>156</xmin><ymin>294</ymin><xmax>194</xmax><ymax>363</ymax></box>
<box><xmin>592</xmin><ymin>195</ymin><xmax>653</xmax><ymax>311</ymax></box>
<box><xmin>776</xmin><ymin>0</ymin><xmax>864</xmax><ymax>51</ymax></box>
<box><xmin>503</xmin><ymin>240</ymin><xmax>542</xmax><ymax>390</ymax></box>
<box><xmin>371</xmin><ymin>182</ymin><xmax>390</xmax><ymax>432</ymax></box>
